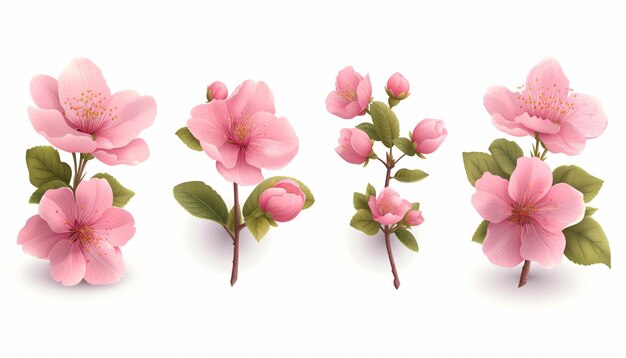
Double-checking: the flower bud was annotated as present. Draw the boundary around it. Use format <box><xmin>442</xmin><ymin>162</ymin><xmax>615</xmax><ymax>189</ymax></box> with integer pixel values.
<box><xmin>385</xmin><ymin>72</ymin><xmax>410</xmax><ymax>107</ymax></box>
<box><xmin>206</xmin><ymin>81</ymin><xmax>228</xmax><ymax>102</ymax></box>
<box><xmin>259</xmin><ymin>179</ymin><xmax>306</xmax><ymax>222</ymax></box>
<box><xmin>412</xmin><ymin>119</ymin><xmax>447</xmax><ymax>154</ymax></box>
<box><xmin>336</xmin><ymin>128</ymin><xmax>373</xmax><ymax>165</ymax></box>
<box><xmin>404</xmin><ymin>210</ymin><xmax>424</xmax><ymax>226</ymax></box>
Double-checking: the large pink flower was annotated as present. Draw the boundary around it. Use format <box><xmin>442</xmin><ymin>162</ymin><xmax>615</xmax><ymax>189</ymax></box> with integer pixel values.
<box><xmin>326</xmin><ymin>66</ymin><xmax>372</xmax><ymax>119</ymax></box>
<box><xmin>17</xmin><ymin>179</ymin><xmax>135</xmax><ymax>286</ymax></box>
<box><xmin>28</xmin><ymin>58</ymin><xmax>156</xmax><ymax>165</ymax></box>
<box><xmin>368</xmin><ymin>187</ymin><xmax>411</xmax><ymax>226</ymax></box>
<box><xmin>188</xmin><ymin>80</ymin><xmax>299</xmax><ymax>186</ymax></box>
<box><xmin>484</xmin><ymin>58</ymin><xmax>607</xmax><ymax>155</ymax></box>
<box><xmin>472</xmin><ymin>157</ymin><xmax>585</xmax><ymax>268</ymax></box>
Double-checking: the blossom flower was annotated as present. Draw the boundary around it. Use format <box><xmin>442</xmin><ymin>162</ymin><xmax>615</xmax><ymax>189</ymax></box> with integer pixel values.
<box><xmin>386</xmin><ymin>72</ymin><xmax>410</xmax><ymax>100</ymax></box>
<box><xmin>484</xmin><ymin>58</ymin><xmax>607</xmax><ymax>155</ymax></box>
<box><xmin>472</xmin><ymin>157</ymin><xmax>585</xmax><ymax>267</ymax></box>
<box><xmin>404</xmin><ymin>210</ymin><xmax>424</xmax><ymax>226</ymax></box>
<box><xmin>17</xmin><ymin>179</ymin><xmax>135</xmax><ymax>285</ymax></box>
<box><xmin>368</xmin><ymin>187</ymin><xmax>411</xmax><ymax>226</ymax></box>
<box><xmin>336</xmin><ymin>128</ymin><xmax>373</xmax><ymax>164</ymax></box>
<box><xmin>259</xmin><ymin>179</ymin><xmax>306</xmax><ymax>222</ymax></box>
<box><xmin>412</xmin><ymin>119</ymin><xmax>447</xmax><ymax>154</ymax></box>
<box><xmin>326</xmin><ymin>66</ymin><xmax>372</xmax><ymax>119</ymax></box>
<box><xmin>28</xmin><ymin>58</ymin><xmax>156</xmax><ymax>165</ymax></box>
<box><xmin>188</xmin><ymin>80</ymin><xmax>299</xmax><ymax>186</ymax></box>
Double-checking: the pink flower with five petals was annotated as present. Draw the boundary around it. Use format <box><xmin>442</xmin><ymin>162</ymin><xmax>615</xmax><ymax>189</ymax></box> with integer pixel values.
<box><xmin>368</xmin><ymin>187</ymin><xmax>412</xmax><ymax>226</ymax></box>
<box><xmin>326</xmin><ymin>66</ymin><xmax>372</xmax><ymax>119</ymax></box>
<box><xmin>28</xmin><ymin>58</ymin><xmax>156</xmax><ymax>165</ymax></box>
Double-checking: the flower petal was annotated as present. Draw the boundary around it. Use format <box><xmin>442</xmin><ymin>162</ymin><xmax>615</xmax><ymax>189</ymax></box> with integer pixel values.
<box><xmin>336</xmin><ymin>66</ymin><xmax>362</xmax><ymax>91</ymax></box>
<box><xmin>75</xmin><ymin>178</ymin><xmax>113</xmax><ymax>225</ymax></box>
<box><xmin>326</xmin><ymin>91</ymin><xmax>362</xmax><ymax>119</ymax></box>
<box><xmin>491</xmin><ymin>113</ymin><xmax>531</xmax><ymax>137</ymax></box>
<box><xmin>356</xmin><ymin>74</ymin><xmax>372</xmax><ymax>109</ymax></box>
<box><xmin>226</xmin><ymin>80</ymin><xmax>275</xmax><ymax>117</ymax></box>
<box><xmin>216</xmin><ymin>153</ymin><xmax>263</xmax><ymax>186</ymax></box>
<box><xmin>508</xmin><ymin>157</ymin><xmax>552</xmax><ymax>205</ymax></box>
<box><xmin>259</xmin><ymin>187</ymin><xmax>286</xmax><ymax>210</ymax></box>
<box><xmin>564</xmin><ymin>93</ymin><xmax>607</xmax><ymax>139</ymax></box>
<box><xmin>514</xmin><ymin>113</ymin><xmax>560</xmax><ymax>134</ymax></box>
<box><xmin>482</xmin><ymin>220</ymin><xmax>524</xmax><ymax>267</ymax></box>
<box><xmin>91</xmin><ymin>207</ymin><xmax>136</xmax><ymax>247</ymax></box>
<box><xmin>49</xmin><ymin>239</ymin><xmax>86</xmax><ymax>286</ymax></box>
<box><xmin>28</xmin><ymin>107</ymin><xmax>97</xmax><ymax>153</ymax></box>
<box><xmin>30</xmin><ymin>75</ymin><xmax>63</xmax><ymax>112</ymax></box>
<box><xmin>524</xmin><ymin>58</ymin><xmax>569</xmax><ymax>103</ymax></box>
<box><xmin>350</xmin><ymin>128</ymin><xmax>372</xmax><ymax>158</ymax></box>
<box><xmin>187</xmin><ymin>101</ymin><xmax>230</xmax><ymax>150</ymax></box>
<box><xmin>95</xmin><ymin>90</ymin><xmax>156</xmax><ymax>149</ymax></box>
<box><xmin>93</xmin><ymin>138</ymin><xmax>150</xmax><ymax>165</ymax></box>
<box><xmin>535</xmin><ymin>183</ymin><xmax>585</xmax><ymax>232</ymax></box>
<box><xmin>246</xmin><ymin>113</ymin><xmax>299</xmax><ymax>170</ymax></box>
<box><xmin>368</xmin><ymin>196</ymin><xmax>381</xmax><ymax>218</ymax></box>
<box><xmin>519</xmin><ymin>224</ymin><xmax>566</xmax><ymax>268</ymax></box>
<box><xmin>265</xmin><ymin>194</ymin><xmax>304</xmax><ymax>222</ymax></box>
<box><xmin>39</xmin><ymin>187</ymin><xmax>76</xmax><ymax>234</ymax></box>
<box><xmin>58</xmin><ymin>58</ymin><xmax>111</xmax><ymax>114</ymax></box>
<box><xmin>484</xmin><ymin>86</ymin><xmax>524</xmax><ymax>120</ymax></box>
<box><xmin>18</xmin><ymin>215</ymin><xmax>67</xmax><ymax>259</ymax></box>
<box><xmin>472</xmin><ymin>172</ymin><xmax>512</xmax><ymax>223</ymax></box>
<box><xmin>539</xmin><ymin>121</ymin><xmax>586</xmax><ymax>155</ymax></box>
<box><xmin>83</xmin><ymin>241</ymin><xmax>124</xmax><ymax>285</ymax></box>
<box><xmin>373</xmin><ymin>213</ymin><xmax>403</xmax><ymax>226</ymax></box>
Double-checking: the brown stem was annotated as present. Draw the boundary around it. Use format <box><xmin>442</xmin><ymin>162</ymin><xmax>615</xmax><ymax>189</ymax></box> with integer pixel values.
<box><xmin>518</xmin><ymin>260</ymin><xmax>531</xmax><ymax>288</ymax></box>
<box><xmin>72</xmin><ymin>154</ymin><xmax>88</xmax><ymax>191</ymax></box>
<box><xmin>230</xmin><ymin>182</ymin><xmax>240</xmax><ymax>287</ymax></box>
<box><xmin>384</xmin><ymin>164</ymin><xmax>392</xmax><ymax>187</ymax></box>
<box><xmin>384</xmin><ymin>226</ymin><xmax>400</xmax><ymax>289</ymax></box>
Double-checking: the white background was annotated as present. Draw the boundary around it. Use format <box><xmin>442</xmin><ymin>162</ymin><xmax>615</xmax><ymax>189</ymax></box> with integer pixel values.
<box><xmin>0</xmin><ymin>1</ymin><xmax>624</xmax><ymax>357</ymax></box>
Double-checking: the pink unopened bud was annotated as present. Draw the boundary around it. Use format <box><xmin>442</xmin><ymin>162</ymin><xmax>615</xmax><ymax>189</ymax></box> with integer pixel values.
<box><xmin>386</xmin><ymin>72</ymin><xmax>410</xmax><ymax>100</ymax></box>
<box><xmin>412</xmin><ymin>119</ymin><xmax>447</xmax><ymax>154</ymax></box>
<box><xmin>404</xmin><ymin>210</ymin><xmax>424</xmax><ymax>226</ymax></box>
<box><xmin>207</xmin><ymin>81</ymin><xmax>228</xmax><ymax>102</ymax></box>
<box><xmin>335</xmin><ymin>128</ymin><xmax>373</xmax><ymax>165</ymax></box>
<box><xmin>259</xmin><ymin>179</ymin><xmax>306</xmax><ymax>222</ymax></box>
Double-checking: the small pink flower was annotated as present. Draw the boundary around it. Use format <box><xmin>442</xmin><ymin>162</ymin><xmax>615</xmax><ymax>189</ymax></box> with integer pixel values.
<box><xmin>17</xmin><ymin>179</ymin><xmax>136</xmax><ymax>286</ymax></box>
<box><xmin>412</xmin><ymin>119</ymin><xmax>447</xmax><ymax>154</ymax></box>
<box><xmin>472</xmin><ymin>157</ymin><xmax>585</xmax><ymax>268</ymax></box>
<box><xmin>404</xmin><ymin>210</ymin><xmax>424</xmax><ymax>226</ymax></box>
<box><xmin>484</xmin><ymin>58</ymin><xmax>607</xmax><ymax>155</ymax></box>
<box><xmin>207</xmin><ymin>81</ymin><xmax>228</xmax><ymax>102</ymax></box>
<box><xmin>188</xmin><ymin>80</ymin><xmax>299</xmax><ymax>186</ymax></box>
<box><xmin>335</xmin><ymin>128</ymin><xmax>372</xmax><ymax>164</ymax></box>
<box><xmin>326</xmin><ymin>66</ymin><xmax>372</xmax><ymax>119</ymax></box>
<box><xmin>28</xmin><ymin>58</ymin><xmax>156</xmax><ymax>165</ymax></box>
<box><xmin>259</xmin><ymin>179</ymin><xmax>306</xmax><ymax>222</ymax></box>
<box><xmin>386</xmin><ymin>72</ymin><xmax>410</xmax><ymax>100</ymax></box>
<box><xmin>368</xmin><ymin>187</ymin><xmax>411</xmax><ymax>226</ymax></box>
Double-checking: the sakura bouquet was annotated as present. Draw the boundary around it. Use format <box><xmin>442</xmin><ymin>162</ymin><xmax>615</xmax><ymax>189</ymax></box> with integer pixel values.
<box><xmin>174</xmin><ymin>80</ymin><xmax>314</xmax><ymax>286</ymax></box>
<box><xmin>327</xmin><ymin>68</ymin><xmax>447</xmax><ymax>289</ymax></box>
<box><xmin>463</xmin><ymin>59</ymin><xmax>609</xmax><ymax>287</ymax></box>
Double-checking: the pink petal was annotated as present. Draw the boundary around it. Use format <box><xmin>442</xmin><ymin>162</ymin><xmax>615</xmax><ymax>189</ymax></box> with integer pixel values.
<box><xmin>326</xmin><ymin>91</ymin><xmax>362</xmax><ymax>119</ymax></box>
<box><xmin>350</xmin><ymin>129</ymin><xmax>372</xmax><ymax>158</ymax></box>
<box><xmin>246</xmin><ymin>113</ymin><xmax>299</xmax><ymax>170</ymax></box>
<box><xmin>472</xmin><ymin>173</ymin><xmax>512</xmax><ymax>223</ymax></box>
<box><xmin>418</xmin><ymin>134</ymin><xmax>448</xmax><ymax>154</ymax></box>
<box><xmin>91</xmin><ymin>207</ymin><xmax>136</xmax><ymax>247</ymax></box>
<box><xmin>28</xmin><ymin>107</ymin><xmax>97</xmax><ymax>153</ymax></box>
<box><xmin>336</xmin><ymin>66</ymin><xmax>362</xmax><ymax>92</ymax></box>
<box><xmin>564</xmin><ymin>93</ymin><xmax>607</xmax><ymax>139</ymax></box>
<box><xmin>216</xmin><ymin>153</ymin><xmax>264</xmax><ymax>186</ymax></box>
<box><xmin>226</xmin><ymin>80</ymin><xmax>275</xmax><ymax>117</ymax></box>
<box><xmin>524</xmin><ymin>58</ymin><xmax>569</xmax><ymax>103</ymax></box>
<box><xmin>482</xmin><ymin>220</ymin><xmax>524</xmax><ymax>267</ymax></box>
<box><xmin>356</xmin><ymin>74</ymin><xmax>372</xmax><ymax>109</ymax></box>
<box><xmin>75</xmin><ymin>178</ymin><xmax>113</xmax><ymax>225</ymax></box>
<box><xmin>18</xmin><ymin>215</ymin><xmax>67</xmax><ymax>259</ymax></box>
<box><xmin>397</xmin><ymin>199</ymin><xmax>412</xmax><ymax>216</ymax></box>
<box><xmin>368</xmin><ymin>196</ymin><xmax>382</xmax><ymax>218</ymax></box>
<box><xmin>49</xmin><ymin>239</ymin><xmax>86</xmax><ymax>286</ymax></box>
<box><xmin>39</xmin><ymin>187</ymin><xmax>76</xmax><ymax>234</ymax></box>
<box><xmin>83</xmin><ymin>241</ymin><xmax>124</xmax><ymax>285</ymax></box>
<box><xmin>535</xmin><ymin>183</ymin><xmax>585</xmax><ymax>233</ymax></box>
<box><xmin>378</xmin><ymin>187</ymin><xmax>399</xmax><ymax>204</ymax></box>
<box><xmin>58</xmin><ymin>58</ymin><xmax>111</xmax><ymax>114</ymax></box>
<box><xmin>95</xmin><ymin>90</ymin><xmax>156</xmax><ymax>149</ymax></box>
<box><xmin>519</xmin><ymin>224</ymin><xmax>566</xmax><ymax>268</ymax></box>
<box><xmin>514</xmin><ymin>113</ymin><xmax>560</xmax><ymax>134</ymax></box>
<box><xmin>259</xmin><ymin>188</ymin><xmax>287</xmax><ymax>211</ymax></box>
<box><xmin>30</xmin><ymin>75</ymin><xmax>63</xmax><ymax>112</ymax></box>
<box><xmin>373</xmin><ymin>213</ymin><xmax>403</xmax><ymax>226</ymax></box>
<box><xmin>265</xmin><ymin>194</ymin><xmax>304</xmax><ymax>222</ymax></box>
<box><xmin>539</xmin><ymin>121</ymin><xmax>586</xmax><ymax>155</ymax></box>
<box><xmin>214</xmin><ymin>143</ymin><xmax>241</xmax><ymax>169</ymax></box>
<box><xmin>484</xmin><ymin>86</ymin><xmax>524</xmax><ymax>120</ymax></box>
<box><xmin>336</xmin><ymin>144</ymin><xmax>365</xmax><ymax>164</ymax></box>
<box><xmin>187</xmin><ymin>102</ymin><xmax>230</xmax><ymax>150</ymax></box>
<box><xmin>491</xmin><ymin>113</ymin><xmax>531</xmax><ymax>137</ymax></box>
<box><xmin>93</xmin><ymin>138</ymin><xmax>150</xmax><ymax>165</ymax></box>
<box><xmin>508</xmin><ymin>157</ymin><xmax>552</xmax><ymax>204</ymax></box>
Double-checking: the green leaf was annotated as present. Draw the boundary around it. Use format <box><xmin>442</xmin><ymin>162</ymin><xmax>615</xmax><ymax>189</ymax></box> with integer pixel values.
<box><xmin>472</xmin><ymin>220</ymin><xmax>489</xmax><ymax>244</ymax></box>
<box><xmin>350</xmin><ymin>209</ymin><xmax>380</xmax><ymax>236</ymax></box>
<box><xmin>92</xmin><ymin>173</ymin><xmax>135</xmax><ymax>208</ymax></box>
<box><xmin>173</xmin><ymin>181</ymin><xmax>229</xmax><ymax>225</ymax></box>
<box><xmin>365</xmin><ymin>183</ymin><xmax>376</xmax><ymax>197</ymax></box>
<box><xmin>242</xmin><ymin>176</ymin><xmax>315</xmax><ymax>219</ymax></box>
<box><xmin>462</xmin><ymin>152</ymin><xmax>507</xmax><ymax>186</ymax></box>
<box><xmin>552</xmin><ymin>165</ymin><xmax>603</xmax><ymax>203</ymax></box>
<box><xmin>563</xmin><ymin>216</ymin><xmax>610</xmax><ymax>268</ymax></box>
<box><xmin>393</xmin><ymin>137</ymin><xmax>416</xmax><ymax>156</ymax></box>
<box><xmin>488</xmin><ymin>138</ymin><xmax>523</xmax><ymax>176</ymax></box>
<box><xmin>245</xmin><ymin>208</ymin><xmax>271</xmax><ymax>242</ymax></box>
<box><xmin>393</xmin><ymin>168</ymin><xmax>429</xmax><ymax>183</ymax></box>
<box><xmin>395</xmin><ymin>228</ymin><xmax>419</xmax><ymax>252</ymax></box>
<box><xmin>353</xmin><ymin>192</ymin><xmax>369</xmax><ymax>210</ymax></box>
<box><xmin>355</xmin><ymin>122</ymin><xmax>379</xmax><ymax>141</ymax></box>
<box><xmin>369</xmin><ymin>101</ymin><xmax>400</xmax><ymax>148</ymax></box>
<box><xmin>28</xmin><ymin>180</ymin><xmax>69</xmax><ymax>204</ymax></box>
<box><xmin>175</xmin><ymin>126</ymin><xmax>202</xmax><ymax>151</ymax></box>
<box><xmin>26</xmin><ymin>146</ymin><xmax>72</xmax><ymax>187</ymax></box>
<box><xmin>585</xmin><ymin>207</ymin><xmax>598</xmax><ymax>216</ymax></box>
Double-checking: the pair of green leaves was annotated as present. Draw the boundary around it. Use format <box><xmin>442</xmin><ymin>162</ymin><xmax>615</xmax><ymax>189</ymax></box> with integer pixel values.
<box><xmin>462</xmin><ymin>138</ymin><xmax>523</xmax><ymax>186</ymax></box>
<box><xmin>26</xmin><ymin>146</ymin><xmax>134</xmax><ymax>207</ymax></box>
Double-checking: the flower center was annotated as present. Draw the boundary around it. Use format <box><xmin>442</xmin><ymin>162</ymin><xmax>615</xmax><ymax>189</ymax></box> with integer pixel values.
<box><xmin>228</xmin><ymin>109</ymin><xmax>255</xmax><ymax>148</ymax></box>
<box><xmin>517</xmin><ymin>80</ymin><xmax>575</xmax><ymax>123</ymax></box>
<box><xmin>68</xmin><ymin>221</ymin><xmax>99</xmax><ymax>248</ymax></box>
<box><xmin>63</xmin><ymin>89</ymin><xmax>118</xmax><ymax>133</ymax></box>
<box><xmin>337</xmin><ymin>86</ymin><xmax>357</xmax><ymax>101</ymax></box>
<box><xmin>509</xmin><ymin>202</ymin><xmax>537</xmax><ymax>226</ymax></box>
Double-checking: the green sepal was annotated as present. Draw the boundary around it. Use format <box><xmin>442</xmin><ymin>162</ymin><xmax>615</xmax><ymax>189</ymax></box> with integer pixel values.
<box><xmin>175</xmin><ymin>126</ymin><xmax>202</xmax><ymax>151</ymax></box>
<box><xmin>173</xmin><ymin>181</ymin><xmax>229</xmax><ymax>225</ymax></box>
<box><xmin>585</xmin><ymin>207</ymin><xmax>598</xmax><ymax>216</ymax></box>
<box><xmin>92</xmin><ymin>173</ymin><xmax>135</xmax><ymax>208</ymax></box>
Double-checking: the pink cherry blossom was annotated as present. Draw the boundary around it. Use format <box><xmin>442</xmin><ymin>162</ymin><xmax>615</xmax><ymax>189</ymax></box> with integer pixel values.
<box><xmin>336</xmin><ymin>128</ymin><xmax>372</xmax><ymax>164</ymax></box>
<box><xmin>259</xmin><ymin>179</ymin><xmax>306</xmax><ymax>222</ymax></box>
<box><xmin>326</xmin><ymin>66</ymin><xmax>372</xmax><ymax>119</ymax></box>
<box><xmin>412</xmin><ymin>118</ymin><xmax>447</xmax><ymax>154</ymax></box>
<box><xmin>404</xmin><ymin>210</ymin><xmax>424</xmax><ymax>226</ymax></box>
<box><xmin>386</xmin><ymin>72</ymin><xmax>410</xmax><ymax>99</ymax></box>
<box><xmin>368</xmin><ymin>187</ymin><xmax>412</xmax><ymax>226</ymax></box>
<box><xmin>484</xmin><ymin>58</ymin><xmax>607</xmax><ymax>155</ymax></box>
<box><xmin>188</xmin><ymin>80</ymin><xmax>299</xmax><ymax>186</ymax></box>
<box><xmin>17</xmin><ymin>179</ymin><xmax>135</xmax><ymax>286</ymax></box>
<box><xmin>28</xmin><ymin>58</ymin><xmax>156</xmax><ymax>165</ymax></box>
<box><xmin>207</xmin><ymin>81</ymin><xmax>228</xmax><ymax>101</ymax></box>
<box><xmin>472</xmin><ymin>157</ymin><xmax>585</xmax><ymax>268</ymax></box>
